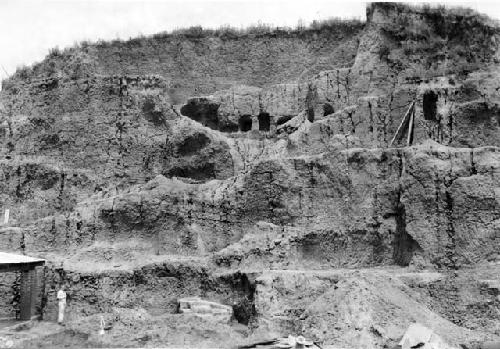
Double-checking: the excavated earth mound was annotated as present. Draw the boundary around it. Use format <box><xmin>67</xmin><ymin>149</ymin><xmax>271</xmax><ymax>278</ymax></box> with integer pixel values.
<box><xmin>0</xmin><ymin>2</ymin><xmax>499</xmax><ymax>348</ymax></box>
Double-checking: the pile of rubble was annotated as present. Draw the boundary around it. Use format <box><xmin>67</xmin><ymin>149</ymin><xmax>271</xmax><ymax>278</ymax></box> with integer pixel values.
<box><xmin>236</xmin><ymin>322</ymin><xmax>500</xmax><ymax>349</ymax></box>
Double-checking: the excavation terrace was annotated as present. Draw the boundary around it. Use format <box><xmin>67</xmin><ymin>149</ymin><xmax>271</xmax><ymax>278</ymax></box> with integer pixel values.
<box><xmin>0</xmin><ymin>2</ymin><xmax>499</xmax><ymax>348</ymax></box>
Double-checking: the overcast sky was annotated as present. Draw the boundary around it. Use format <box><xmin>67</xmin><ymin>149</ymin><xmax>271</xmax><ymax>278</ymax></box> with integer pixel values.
<box><xmin>0</xmin><ymin>0</ymin><xmax>499</xmax><ymax>82</ymax></box>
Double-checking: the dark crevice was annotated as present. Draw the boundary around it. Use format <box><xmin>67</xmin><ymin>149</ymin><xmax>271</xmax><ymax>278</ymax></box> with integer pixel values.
<box><xmin>57</xmin><ymin>173</ymin><xmax>66</xmax><ymax>210</ymax></box>
<box><xmin>15</xmin><ymin>166</ymin><xmax>23</xmax><ymax>199</ymax></box>
<box><xmin>393</xmin><ymin>153</ymin><xmax>421</xmax><ymax>266</ymax></box>
<box><xmin>392</xmin><ymin>195</ymin><xmax>422</xmax><ymax>266</ymax></box>
<box><xmin>323</xmin><ymin>103</ymin><xmax>335</xmax><ymax>116</ymax></box>
<box><xmin>20</xmin><ymin>232</ymin><xmax>26</xmax><ymax>252</ymax></box>
<box><xmin>307</xmin><ymin>108</ymin><xmax>315</xmax><ymax>122</ymax></box>
<box><xmin>469</xmin><ymin>149</ymin><xmax>477</xmax><ymax>175</ymax></box>
<box><xmin>444</xmin><ymin>177</ymin><xmax>457</xmax><ymax>269</ymax></box>
<box><xmin>223</xmin><ymin>272</ymin><xmax>256</xmax><ymax>326</ymax></box>
<box><xmin>305</xmin><ymin>83</ymin><xmax>317</xmax><ymax>122</ymax></box>
<box><xmin>367</xmin><ymin>101</ymin><xmax>373</xmax><ymax>132</ymax></box>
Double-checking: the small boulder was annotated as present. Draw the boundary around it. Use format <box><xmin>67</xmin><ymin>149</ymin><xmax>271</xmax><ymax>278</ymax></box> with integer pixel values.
<box><xmin>399</xmin><ymin>323</ymin><xmax>457</xmax><ymax>349</ymax></box>
<box><xmin>178</xmin><ymin>297</ymin><xmax>233</xmax><ymax>323</ymax></box>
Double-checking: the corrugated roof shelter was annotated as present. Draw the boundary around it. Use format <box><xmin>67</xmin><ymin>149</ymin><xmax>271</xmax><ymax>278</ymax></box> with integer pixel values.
<box><xmin>0</xmin><ymin>252</ymin><xmax>45</xmax><ymax>272</ymax></box>
<box><xmin>0</xmin><ymin>252</ymin><xmax>45</xmax><ymax>320</ymax></box>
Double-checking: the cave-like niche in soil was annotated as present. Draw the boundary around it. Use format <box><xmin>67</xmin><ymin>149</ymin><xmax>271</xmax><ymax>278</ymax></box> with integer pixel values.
<box><xmin>307</xmin><ymin>107</ymin><xmax>315</xmax><ymax>122</ymax></box>
<box><xmin>323</xmin><ymin>103</ymin><xmax>335</xmax><ymax>116</ymax></box>
<box><xmin>392</xmin><ymin>203</ymin><xmax>422</xmax><ymax>266</ymax></box>
<box><xmin>180</xmin><ymin>98</ymin><xmax>221</xmax><ymax>130</ymax></box>
<box><xmin>423</xmin><ymin>90</ymin><xmax>438</xmax><ymax>121</ymax></box>
<box><xmin>258</xmin><ymin>112</ymin><xmax>271</xmax><ymax>131</ymax></box>
<box><xmin>219</xmin><ymin>121</ymin><xmax>239</xmax><ymax>133</ymax></box>
<box><xmin>177</xmin><ymin>133</ymin><xmax>211</xmax><ymax>156</ymax></box>
<box><xmin>239</xmin><ymin>115</ymin><xmax>252</xmax><ymax>132</ymax></box>
<box><xmin>166</xmin><ymin>163</ymin><xmax>216</xmax><ymax>181</ymax></box>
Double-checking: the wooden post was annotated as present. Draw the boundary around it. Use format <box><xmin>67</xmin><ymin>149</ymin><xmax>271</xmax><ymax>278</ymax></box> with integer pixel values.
<box><xmin>389</xmin><ymin>101</ymin><xmax>415</xmax><ymax>147</ymax></box>
<box><xmin>407</xmin><ymin>105</ymin><xmax>415</xmax><ymax>146</ymax></box>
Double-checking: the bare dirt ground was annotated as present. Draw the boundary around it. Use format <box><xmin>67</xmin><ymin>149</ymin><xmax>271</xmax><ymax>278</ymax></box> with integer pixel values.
<box><xmin>0</xmin><ymin>262</ymin><xmax>497</xmax><ymax>348</ymax></box>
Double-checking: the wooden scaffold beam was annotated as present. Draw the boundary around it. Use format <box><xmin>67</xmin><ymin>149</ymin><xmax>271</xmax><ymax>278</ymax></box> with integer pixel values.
<box><xmin>389</xmin><ymin>101</ymin><xmax>416</xmax><ymax>147</ymax></box>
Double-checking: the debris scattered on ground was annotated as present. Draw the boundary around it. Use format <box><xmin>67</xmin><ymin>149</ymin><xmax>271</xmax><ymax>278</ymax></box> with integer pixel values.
<box><xmin>239</xmin><ymin>335</ymin><xmax>319</xmax><ymax>349</ymax></box>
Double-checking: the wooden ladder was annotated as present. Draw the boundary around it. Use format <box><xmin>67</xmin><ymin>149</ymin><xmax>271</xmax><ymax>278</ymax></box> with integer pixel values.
<box><xmin>389</xmin><ymin>101</ymin><xmax>416</xmax><ymax>147</ymax></box>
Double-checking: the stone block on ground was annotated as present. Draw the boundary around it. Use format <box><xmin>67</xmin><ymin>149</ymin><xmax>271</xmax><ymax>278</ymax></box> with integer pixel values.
<box><xmin>178</xmin><ymin>297</ymin><xmax>233</xmax><ymax>323</ymax></box>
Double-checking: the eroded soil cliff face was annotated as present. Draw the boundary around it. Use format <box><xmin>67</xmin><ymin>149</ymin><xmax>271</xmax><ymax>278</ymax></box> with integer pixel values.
<box><xmin>0</xmin><ymin>3</ymin><xmax>499</xmax><ymax>348</ymax></box>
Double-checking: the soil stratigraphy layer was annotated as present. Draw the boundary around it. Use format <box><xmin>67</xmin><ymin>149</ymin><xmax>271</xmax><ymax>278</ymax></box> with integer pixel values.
<box><xmin>0</xmin><ymin>2</ymin><xmax>499</xmax><ymax>348</ymax></box>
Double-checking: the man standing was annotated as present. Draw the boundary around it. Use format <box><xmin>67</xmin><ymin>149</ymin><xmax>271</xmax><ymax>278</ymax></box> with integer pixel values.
<box><xmin>57</xmin><ymin>285</ymin><xmax>67</xmax><ymax>324</ymax></box>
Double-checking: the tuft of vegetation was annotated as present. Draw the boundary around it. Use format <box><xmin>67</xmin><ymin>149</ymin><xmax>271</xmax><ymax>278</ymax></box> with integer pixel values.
<box><xmin>47</xmin><ymin>47</ymin><xmax>64</xmax><ymax>59</ymax></box>
<box><xmin>98</xmin><ymin>16</ymin><xmax>365</xmax><ymax>46</ymax></box>
<box><xmin>2</xmin><ymin>15</ymin><xmax>364</xmax><ymax>84</ymax></box>
<box><xmin>16</xmin><ymin>65</ymin><xmax>32</xmax><ymax>80</ymax></box>
<box><xmin>372</xmin><ymin>2</ymin><xmax>500</xmax><ymax>74</ymax></box>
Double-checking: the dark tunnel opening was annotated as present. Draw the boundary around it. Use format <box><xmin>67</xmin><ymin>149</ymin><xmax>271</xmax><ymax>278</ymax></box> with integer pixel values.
<box><xmin>239</xmin><ymin>115</ymin><xmax>252</xmax><ymax>132</ymax></box>
<box><xmin>423</xmin><ymin>91</ymin><xmax>438</xmax><ymax>121</ymax></box>
<box><xmin>258</xmin><ymin>112</ymin><xmax>271</xmax><ymax>131</ymax></box>
<box><xmin>180</xmin><ymin>98</ymin><xmax>220</xmax><ymax>130</ymax></box>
